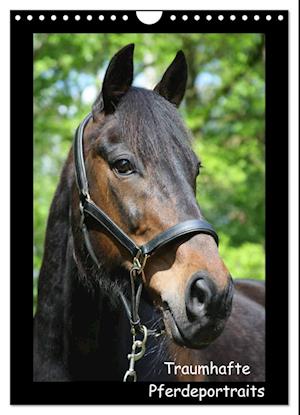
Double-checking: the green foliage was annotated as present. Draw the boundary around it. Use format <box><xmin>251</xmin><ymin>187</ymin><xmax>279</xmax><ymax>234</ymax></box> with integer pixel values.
<box><xmin>34</xmin><ymin>33</ymin><xmax>265</xmax><ymax>312</ymax></box>
<box><xmin>219</xmin><ymin>238</ymin><xmax>265</xmax><ymax>280</ymax></box>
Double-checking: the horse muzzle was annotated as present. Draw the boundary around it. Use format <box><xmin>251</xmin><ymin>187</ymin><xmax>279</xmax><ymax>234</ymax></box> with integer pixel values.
<box><xmin>162</xmin><ymin>273</ymin><xmax>234</xmax><ymax>349</ymax></box>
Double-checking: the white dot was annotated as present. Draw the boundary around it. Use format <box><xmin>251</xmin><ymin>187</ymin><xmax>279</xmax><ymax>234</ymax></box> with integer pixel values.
<box><xmin>266</xmin><ymin>15</ymin><xmax>272</xmax><ymax>21</ymax></box>
<box><xmin>230</xmin><ymin>15</ymin><xmax>236</xmax><ymax>21</ymax></box>
<box><xmin>170</xmin><ymin>15</ymin><xmax>176</xmax><ymax>21</ymax></box>
<box><xmin>111</xmin><ymin>15</ymin><xmax>116</xmax><ymax>21</ymax></box>
<box><xmin>122</xmin><ymin>15</ymin><xmax>128</xmax><ymax>21</ymax></box>
<box><xmin>39</xmin><ymin>15</ymin><xmax>45</xmax><ymax>21</ymax></box>
<box><xmin>182</xmin><ymin>15</ymin><xmax>188</xmax><ymax>21</ymax></box>
<box><xmin>75</xmin><ymin>15</ymin><xmax>80</xmax><ymax>21</ymax></box>
<box><xmin>194</xmin><ymin>15</ymin><xmax>200</xmax><ymax>21</ymax></box>
<box><xmin>15</xmin><ymin>15</ymin><xmax>21</xmax><ymax>21</ymax></box>
<box><xmin>218</xmin><ymin>15</ymin><xmax>224</xmax><ymax>21</ymax></box>
<box><xmin>63</xmin><ymin>15</ymin><xmax>68</xmax><ymax>21</ymax></box>
<box><xmin>206</xmin><ymin>14</ymin><xmax>212</xmax><ymax>21</ymax></box>
<box><xmin>278</xmin><ymin>15</ymin><xmax>284</xmax><ymax>21</ymax></box>
<box><xmin>87</xmin><ymin>15</ymin><xmax>92</xmax><ymax>21</ymax></box>
<box><xmin>242</xmin><ymin>15</ymin><xmax>248</xmax><ymax>21</ymax></box>
<box><xmin>51</xmin><ymin>15</ymin><xmax>57</xmax><ymax>21</ymax></box>
<box><xmin>99</xmin><ymin>15</ymin><xmax>104</xmax><ymax>21</ymax></box>
<box><xmin>254</xmin><ymin>15</ymin><xmax>260</xmax><ymax>21</ymax></box>
<box><xmin>27</xmin><ymin>15</ymin><xmax>33</xmax><ymax>21</ymax></box>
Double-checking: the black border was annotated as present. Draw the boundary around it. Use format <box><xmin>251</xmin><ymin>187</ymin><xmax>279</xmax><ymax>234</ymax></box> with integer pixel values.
<box><xmin>11</xmin><ymin>10</ymin><xmax>288</xmax><ymax>405</ymax></box>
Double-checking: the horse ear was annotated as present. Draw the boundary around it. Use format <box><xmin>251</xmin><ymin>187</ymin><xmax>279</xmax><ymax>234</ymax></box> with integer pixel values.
<box><xmin>154</xmin><ymin>51</ymin><xmax>188</xmax><ymax>107</ymax></box>
<box><xmin>93</xmin><ymin>44</ymin><xmax>134</xmax><ymax>116</ymax></box>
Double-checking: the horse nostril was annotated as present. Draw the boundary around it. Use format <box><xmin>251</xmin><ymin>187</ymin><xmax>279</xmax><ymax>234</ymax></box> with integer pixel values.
<box><xmin>185</xmin><ymin>274</ymin><xmax>215</xmax><ymax>321</ymax></box>
<box><xmin>193</xmin><ymin>278</ymin><xmax>212</xmax><ymax>306</ymax></box>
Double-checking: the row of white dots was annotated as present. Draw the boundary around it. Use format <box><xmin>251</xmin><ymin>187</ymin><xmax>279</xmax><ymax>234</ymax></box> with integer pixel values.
<box><xmin>15</xmin><ymin>14</ymin><xmax>128</xmax><ymax>21</ymax></box>
<box><xmin>15</xmin><ymin>13</ymin><xmax>284</xmax><ymax>22</ymax></box>
<box><xmin>171</xmin><ymin>14</ymin><xmax>284</xmax><ymax>21</ymax></box>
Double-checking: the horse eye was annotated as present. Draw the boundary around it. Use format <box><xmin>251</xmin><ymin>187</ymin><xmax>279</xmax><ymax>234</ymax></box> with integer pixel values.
<box><xmin>113</xmin><ymin>159</ymin><xmax>135</xmax><ymax>175</ymax></box>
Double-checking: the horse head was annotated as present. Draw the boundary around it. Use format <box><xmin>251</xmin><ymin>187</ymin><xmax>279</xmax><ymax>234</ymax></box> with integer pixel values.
<box><xmin>71</xmin><ymin>44</ymin><xmax>233</xmax><ymax>350</ymax></box>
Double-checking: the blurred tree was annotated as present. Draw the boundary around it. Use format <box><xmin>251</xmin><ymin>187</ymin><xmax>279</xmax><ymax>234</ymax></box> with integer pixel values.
<box><xmin>34</xmin><ymin>33</ymin><xmax>265</xmax><ymax>312</ymax></box>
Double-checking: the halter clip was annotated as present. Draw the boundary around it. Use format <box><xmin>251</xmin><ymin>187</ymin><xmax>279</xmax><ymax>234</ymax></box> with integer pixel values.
<box><xmin>123</xmin><ymin>325</ymin><xmax>148</xmax><ymax>382</ymax></box>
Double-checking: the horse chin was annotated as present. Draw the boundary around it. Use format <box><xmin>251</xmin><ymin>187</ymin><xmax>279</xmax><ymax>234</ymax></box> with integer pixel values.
<box><xmin>163</xmin><ymin>309</ymin><xmax>224</xmax><ymax>350</ymax></box>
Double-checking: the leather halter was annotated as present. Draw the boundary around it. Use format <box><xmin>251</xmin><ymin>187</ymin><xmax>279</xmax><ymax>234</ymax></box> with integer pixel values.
<box><xmin>73</xmin><ymin>112</ymin><xmax>219</xmax><ymax>381</ymax></box>
<box><xmin>74</xmin><ymin>113</ymin><xmax>218</xmax><ymax>254</ymax></box>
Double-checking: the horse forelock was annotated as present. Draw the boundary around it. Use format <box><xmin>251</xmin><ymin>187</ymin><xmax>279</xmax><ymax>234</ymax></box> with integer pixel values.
<box><xmin>92</xmin><ymin>87</ymin><xmax>199</xmax><ymax>177</ymax></box>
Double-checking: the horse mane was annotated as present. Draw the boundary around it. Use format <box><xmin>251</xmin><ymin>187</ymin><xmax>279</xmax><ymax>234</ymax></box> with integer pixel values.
<box><xmin>39</xmin><ymin>160</ymin><xmax>71</xmax><ymax>271</ymax></box>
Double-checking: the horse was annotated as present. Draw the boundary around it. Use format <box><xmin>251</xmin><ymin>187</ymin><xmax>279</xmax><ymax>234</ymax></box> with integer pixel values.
<box><xmin>33</xmin><ymin>44</ymin><xmax>265</xmax><ymax>382</ymax></box>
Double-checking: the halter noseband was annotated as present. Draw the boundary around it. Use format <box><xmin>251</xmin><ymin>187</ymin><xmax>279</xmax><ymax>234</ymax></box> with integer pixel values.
<box><xmin>73</xmin><ymin>113</ymin><xmax>219</xmax><ymax>381</ymax></box>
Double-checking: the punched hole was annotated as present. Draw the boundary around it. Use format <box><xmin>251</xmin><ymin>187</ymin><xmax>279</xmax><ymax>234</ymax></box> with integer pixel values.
<box><xmin>136</xmin><ymin>11</ymin><xmax>162</xmax><ymax>25</ymax></box>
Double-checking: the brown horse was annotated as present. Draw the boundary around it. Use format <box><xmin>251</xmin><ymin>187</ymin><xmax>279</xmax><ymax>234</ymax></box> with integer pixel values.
<box><xmin>33</xmin><ymin>44</ymin><xmax>265</xmax><ymax>382</ymax></box>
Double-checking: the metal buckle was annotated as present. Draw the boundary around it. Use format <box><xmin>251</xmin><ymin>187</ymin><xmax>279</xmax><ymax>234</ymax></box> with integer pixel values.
<box><xmin>130</xmin><ymin>250</ymin><xmax>149</xmax><ymax>277</ymax></box>
<box><xmin>79</xmin><ymin>192</ymin><xmax>91</xmax><ymax>227</ymax></box>
<box><xmin>79</xmin><ymin>201</ymin><xmax>84</xmax><ymax>215</ymax></box>
<box><xmin>81</xmin><ymin>190</ymin><xmax>91</xmax><ymax>202</ymax></box>
<box><xmin>85</xmin><ymin>191</ymin><xmax>91</xmax><ymax>202</ymax></box>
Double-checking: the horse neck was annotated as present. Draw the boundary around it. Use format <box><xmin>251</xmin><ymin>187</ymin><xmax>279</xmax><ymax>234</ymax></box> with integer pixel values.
<box><xmin>64</xmin><ymin>261</ymin><xmax>132</xmax><ymax>380</ymax></box>
<box><xmin>35</xmin><ymin>151</ymin><xmax>173</xmax><ymax>380</ymax></box>
<box><xmin>34</xmin><ymin>158</ymin><xmax>127</xmax><ymax>379</ymax></box>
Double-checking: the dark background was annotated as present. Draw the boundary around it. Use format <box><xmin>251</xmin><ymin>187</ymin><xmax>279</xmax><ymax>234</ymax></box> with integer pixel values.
<box><xmin>11</xmin><ymin>10</ymin><xmax>288</xmax><ymax>405</ymax></box>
